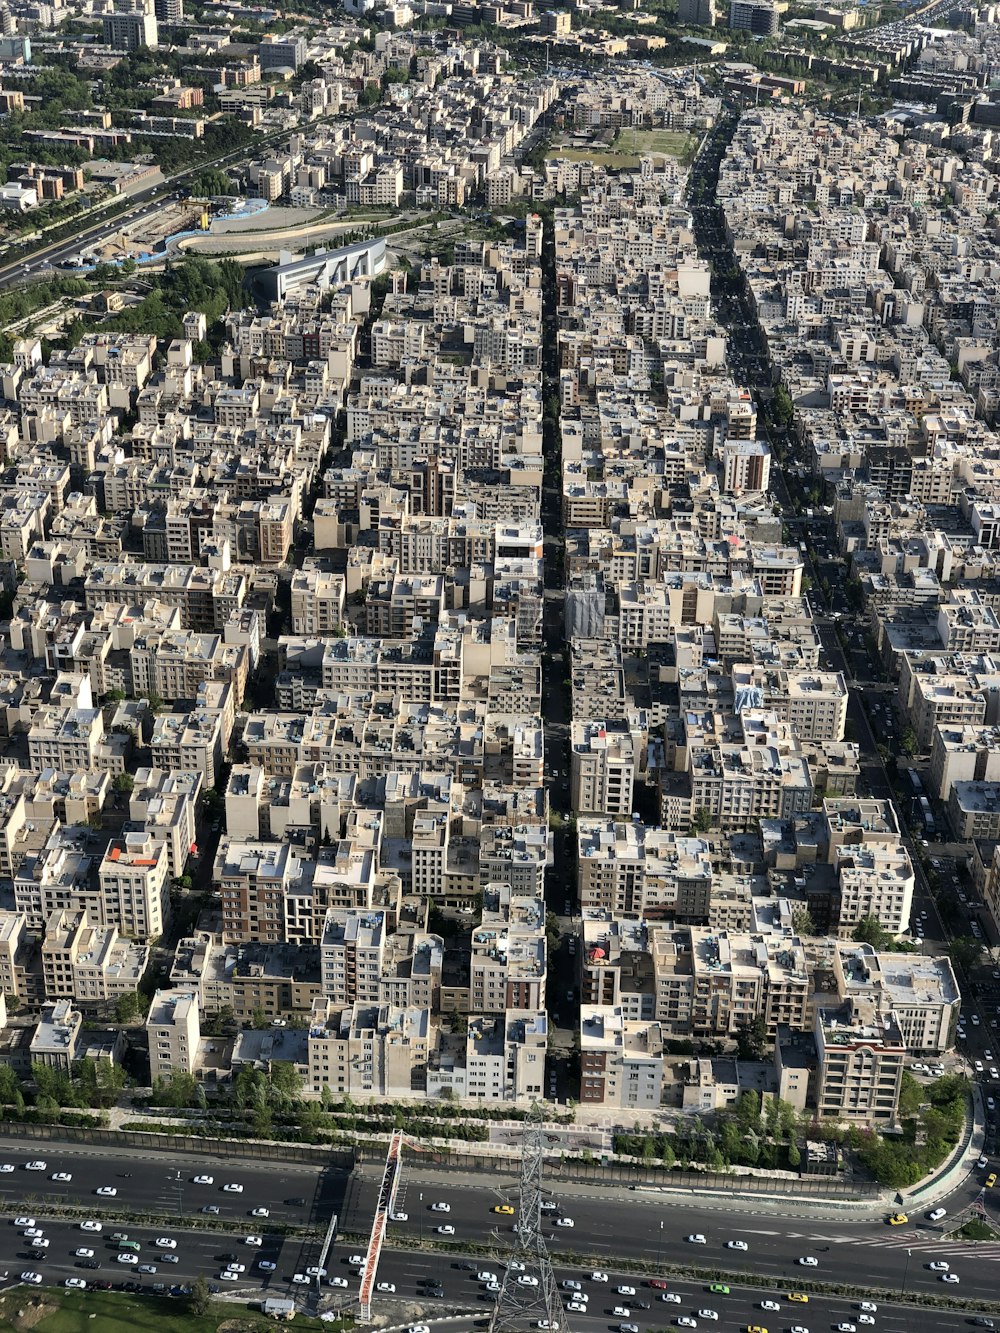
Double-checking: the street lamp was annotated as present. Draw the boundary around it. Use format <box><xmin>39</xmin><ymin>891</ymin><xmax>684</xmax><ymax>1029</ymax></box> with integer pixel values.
<box><xmin>419</xmin><ymin>1192</ymin><xmax>423</xmax><ymax>1243</ymax></box>
<box><xmin>657</xmin><ymin>1221</ymin><xmax>664</xmax><ymax>1266</ymax></box>
<box><xmin>901</xmin><ymin>1248</ymin><xmax>911</xmax><ymax>1295</ymax></box>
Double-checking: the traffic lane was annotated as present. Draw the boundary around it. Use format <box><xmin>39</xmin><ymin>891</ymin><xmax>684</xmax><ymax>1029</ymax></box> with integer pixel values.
<box><xmin>365</xmin><ymin>1246</ymin><xmax>986</xmax><ymax>1333</ymax></box>
<box><xmin>356</xmin><ymin>1178</ymin><xmax>1000</xmax><ymax>1299</ymax></box>
<box><xmin>0</xmin><ymin>1139</ymin><xmax>342</xmax><ymax>1228</ymax></box>
<box><xmin>0</xmin><ymin>1214</ymin><xmax>297</xmax><ymax>1293</ymax></box>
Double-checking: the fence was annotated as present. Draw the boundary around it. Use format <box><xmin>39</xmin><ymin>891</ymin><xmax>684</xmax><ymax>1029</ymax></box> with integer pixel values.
<box><xmin>0</xmin><ymin>1119</ymin><xmax>356</xmax><ymax>1170</ymax></box>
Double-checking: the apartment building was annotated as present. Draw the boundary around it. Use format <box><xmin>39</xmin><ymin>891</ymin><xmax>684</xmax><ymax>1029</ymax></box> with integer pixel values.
<box><xmin>814</xmin><ymin>1001</ymin><xmax>905</xmax><ymax>1126</ymax></box>
<box><xmin>834</xmin><ymin>842</ymin><xmax>915</xmax><ymax>938</ymax></box>
<box><xmin>836</xmin><ymin>945</ymin><xmax>958</xmax><ymax>1054</ymax></box>
<box><xmin>305</xmin><ymin>997</ymin><xmax>431</xmax><ymax>1098</ymax></box>
<box><xmin>98</xmin><ymin>833</ymin><xmax>170</xmax><ymax>941</ymax></box>
<box><xmin>570</xmin><ymin>719</ymin><xmax>638</xmax><ymax>816</ymax></box>
<box><xmin>579</xmin><ymin>1007</ymin><xmax>666</xmax><ymax>1109</ymax></box>
<box><xmin>41</xmin><ymin>908</ymin><xmax>149</xmax><ymax>1004</ymax></box>
<box><xmin>320</xmin><ymin>909</ymin><xmax>386</xmax><ymax>1004</ymax></box>
<box><xmin>215</xmin><ymin>840</ymin><xmax>302</xmax><ymax>944</ymax></box>
<box><xmin>146</xmin><ymin>987</ymin><xmax>201</xmax><ymax>1083</ymax></box>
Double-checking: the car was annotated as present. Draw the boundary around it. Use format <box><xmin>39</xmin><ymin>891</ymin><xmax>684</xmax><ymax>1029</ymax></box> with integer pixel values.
<box><xmin>678</xmin><ymin>1319</ymin><xmax>698</xmax><ymax>1329</ymax></box>
<box><xmin>662</xmin><ymin>1292</ymin><xmax>683</xmax><ymax>1303</ymax></box>
<box><xmin>709</xmin><ymin>1285</ymin><xmax>730</xmax><ymax>1296</ymax></box>
<box><xmin>80</xmin><ymin>1221</ymin><xmax>102</xmax><ymax>1233</ymax></box>
<box><xmin>687</xmin><ymin>1233</ymin><xmax>707</xmax><ymax>1244</ymax></box>
<box><xmin>859</xmin><ymin>1317</ymin><xmax>875</xmax><ymax>1326</ymax></box>
<box><xmin>519</xmin><ymin>1275</ymin><xmax>540</xmax><ymax>1288</ymax></box>
<box><xmin>436</xmin><ymin>1224</ymin><xmax>455</xmax><ymax>1235</ymax></box>
<box><xmin>251</xmin><ymin>1207</ymin><xmax>270</xmax><ymax>1218</ymax></box>
<box><xmin>698</xmin><ymin>1310</ymin><xmax>718</xmax><ymax>1320</ymax></box>
<box><xmin>75</xmin><ymin>1248</ymin><xmax>95</xmax><ymax>1259</ymax></box>
<box><xmin>486</xmin><ymin>1282</ymin><xmax>501</xmax><ymax>1293</ymax></box>
<box><xmin>30</xmin><ymin>1238</ymin><xmax>49</xmax><ymax>1248</ymax></box>
<box><xmin>223</xmin><ymin>1183</ymin><xmax>243</xmax><ymax>1193</ymax></box>
<box><xmin>541</xmin><ymin>1201</ymin><xmax>559</xmax><ymax>1212</ymax></box>
<box><xmin>117</xmin><ymin>1254</ymin><xmax>138</xmax><ymax>1266</ymax></box>
<box><xmin>929</xmin><ymin>1261</ymin><xmax>950</xmax><ymax>1272</ymax></box>
<box><xmin>258</xmin><ymin>1261</ymin><xmax>276</xmax><ymax>1272</ymax></box>
<box><xmin>156</xmin><ymin>1239</ymin><xmax>177</xmax><ymax>1250</ymax></box>
<box><xmin>887</xmin><ymin>1213</ymin><xmax>907</xmax><ymax>1225</ymax></box>
<box><xmin>988</xmin><ymin>1173</ymin><xmax>998</xmax><ymax>1188</ymax></box>
<box><xmin>138</xmin><ymin>1265</ymin><xmax>157</xmax><ymax>1275</ymax></box>
<box><xmin>110</xmin><ymin>1233</ymin><xmax>129</xmax><ymax>1243</ymax></box>
<box><xmin>788</xmin><ymin>1294</ymin><xmax>809</xmax><ymax>1304</ymax></box>
<box><xmin>285</xmin><ymin>1197</ymin><xmax>306</xmax><ymax>1207</ymax></box>
<box><xmin>193</xmin><ymin>1175</ymin><xmax>214</xmax><ymax>1185</ymax></box>
<box><xmin>348</xmin><ymin>1256</ymin><xmax>366</xmax><ymax>1267</ymax></box>
<box><xmin>305</xmin><ymin>1267</ymin><xmax>326</xmax><ymax>1278</ymax></box>
<box><xmin>537</xmin><ymin>1323</ymin><xmax>558</xmax><ymax>1330</ymax></box>
<box><xmin>618</xmin><ymin>1285</ymin><xmax>637</xmax><ymax>1296</ymax></box>
<box><xmin>430</xmin><ymin>1202</ymin><xmax>450</xmax><ymax>1212</ymax></box>
<box><xmin>747</xmin><ymin>1326</ymin><xmax>768</xmax><ymax>1333</ymax></box>
<box><xmin>567</xmin><ymin>1302</ymin><xmax>588</xmax><ymax>1314</ymax></box>
<box><xmin>24</xmin><ymin>1161</ymin><xmax>46</xmax><ymax>1171</ymax></box>
<box><xmin>390</xmin><ymin>1211</ymin><xmax>408</xmax><ymax>1222</ymax></box>
<box><xmin>407</xmin><ymin>1326</ymin><xmax>431</xmax><ymax>1333</ymax></box>
<box><xmin>942</xmin><ymin>1274</ymin><xmax>961</xmax><ymax>1284</ymax></box>
<box><xmin>493</xmin><ymin>1204</ymin><xmax>515</xmax><ymax>1215</ymax></box>
<box><xmin>837</xmin><ymin>1324</ymin><xmax>857</xmax><ymax>1332</ymax></box>
<box><xmin>612</xmin><ymin>1306</ymin><xmax>631</xmax><ymax>1318</ymax></box>
<box><xmin>798</xmin><ymin>1256</ymin><xmax>818</xmax><ymax>1267</ymax></box>
<box><xmin>77</xmin><ymin>1260</ymin><xmax>99</xmax><ymax>1270</ymax></box>
<box><xmin>329</xmin><ymin>1276</ymin><xmax>348</xmax><ymax>1288</ymax></box>
<box><xmin>244</xmin><ymin>1236</ymin><xmax>263</xmax><ymax>1247</ymax></box>
<box><xmin>928</xmin><ymin>1208</ymin><xmax>947</xmax><ymax>1222</ymax></box>
<box><xmin>219</xmin><ymin>1271</ymin><xmax>239</xmax><ymax>1282</ymax></box>
<box><xmin>619</xmin><ymin>1326</ymin><xmax>639</xmax><ymax>1333</ymax></box>
<box><xmin>203</xmin><ymin>1206</ymin><xmax>220</xmax><ymax>1215</ymax></box>
<box><xmin>591</xmin><ymin>1271</ymin><xmax>610</xmax><ymax>1282</ymax></box>
<box><xmin>480</xmin><ymin>1271</ymin><xmax>499</xmax><ymax>1283</ymax></box>
<box><xmin>858</xmin><ymin>1305</ymin><xmax>876</xmax><ymax>1315</ymax></box>
<box><xmin>727</xmin><ymin>1240</ymin><xmax>749</xmax><ymax>1251</ymax></box>
<box><xmin>96</xmin><ymin>1187</ymin><xmax>117</xmax><ymax>1197</ymax></box>
<box><xmin>0</xmin><ymin>1164</ymin><xmax>13</xmax><ymax>1172</ymax></box>
<box><xmin>376</xmin><ymin>1281</ymin><xmax>396</xmax><ymax>1293</ymax></box>
<box><xmin>973</xmin><ymin>1319</ymin><xmax>996</xmax><ymax>1329</ymax></box>
<box><xmin>52</xmin><ymin>1172</ymin><xmax>73</xmax><ymax>1182</ymax></box>
<box><xmin>790</xmin><ymin>1327</ymin><xmax>809</xmax><ymax>1333</ymax></box>
<box><xmin>14</xmin><ymin>1218</ymin><xmax>35</xmax><ymax>1228</ymax></box>
<box><xmin>977</xmin><ymin>1156</ymin><xmax>990</xmax><ymax>1169</ymax></box>
<box><xmin>20</xmin><ymin>1272</ymin><xmax>43</xmax><ymax>1284</ymax></box>
<box><xmin>761</xmin><ymin>1301</ymin><xmax>781</xmax><ymax>1312</ymax></box>
<box><xmin>291</xmin><ymin>1274</ymin><xmax>310</xmax><ymax>1285</ymax></box>
<box><xmin>160</xmin><ymin>1255</ymin><xmax>179</xmax><ymax>1264</ymax></box>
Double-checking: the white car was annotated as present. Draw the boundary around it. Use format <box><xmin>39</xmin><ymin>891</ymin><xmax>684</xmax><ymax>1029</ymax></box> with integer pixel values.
<box><xmin>486</xmin><ymin>1282</ymin><xmax>501</xmax><ymax>1293</ymax></box>
<box><xmin>791</xmin><ymin>1326</ymin><xmax>810</xmax><ymax>1333</ymax></box>
<box><xmin>799</xmin><ymin>1255</ymin><xmax>819</xmax><ymax>1266</ymax></box>
<box><xmin>859</xmin><ymin>1318</ymin><xmax>875</xmax><ymax>1326</ymax></box>
<box><xmin>761</xmin><ymin>1300</ymin><xmax>781</xmax><ymax>1311</ymax></box>
<box><xmin>258</xmin><ymin>1261</ymin><xmax>276</xmax><ymax>1272</ymax></box>
<box><xmin>928</xmin><ymin>1208</ymin><xmax>947</xmax><ymax>1222</ymax></box>
<box><xmin>376</xmin><ymin>1281</ymin><xmax>396</xmax><ymax>1293</ymax></box>
<box><xmin>223</xmin><ymin>1183</ymin><xmax>243</xmax><ymax>1193</ymax></box>
<box><xmin>65</xmin><ymin>1277</ymin><xmax>87</xmax><ymax>1290</ymax></box>
<box><xmin>430</xmin><ymin>1202</ymin><xmax>450</xmax><ymax>1213</ymax></box>
<box><xmin>219</xmin><ymin>1271</ymin><xmax>239</xmax><ymax>1282</ymax></box>
<box><xmin>941</xmin><ymin>1273</ymin><xmax>960</xmax><ymax>1284</ymax></box>
<box><xmin>329</xmin><ymin>1276</ymin><xmax>348</xmax><ymax>1288</ymax></box>
<box><xmin>24</xmin><ymin>1161</ymin><xmax>46</xmax><ymax>1171</ymax></box>
<box><xmin>562</xmin><ymin>1280</ymin><xmax>582</xmax><ymax>1291</ymax></box>
<box><xmin>407</xmin><ymin>1326</ymin><xmax>431</xmax><ymax>1333</ymax></box>
<box><xmin>75</xmin><ymin>1249</ymin><xmax>95</xmax><ymax>1259</ymax></box>
<box><xmin>117</xmin><ymin>1254</ymin><xmax>138</xmax><ymax>1266</ymax></box>
<box><xmin>96</xmin><ymin>1187</ymin><xmax>117</xmax><ymax>1197</ymax></box>
<box><xmin>687</xmin><ymin>1233</ymin><xmax>707</xmax><ymax>1244</ymax></box>
<box><xmin>858</xmin><ymin>1304</ymin><xmax>877</xmax><ymax>1314</ymax></box>
<box><xmin>390</xmin><ymin>1211</ymin><xmax>408</xmax><ymax>1222</ymax></box>
<box><xmin>698</xmin><ymin>1311</ymin><xmax>718</xmax><ymax>1321</ymax></box>
<box><xmin>226</xmin><ymin>1263</ymin><xmax>246</xmax><ymax>1274</ymax></box>
<box><xmin>617</xmin><ymin>1285</ymin><xmax>637</xmax><ymax>1296</ymax></box>
<box><xmin>80</xmin><ymin>1221</ymin><xmax>102</xmax><ymax>1233</ymax></box>
<box><xmin>678</xmin><ymin>1319</ymin><xmax>698</xmax><ymax>1329</ymax></box>
<box><xmin>194</xmin><ymin>1174</ymin><xmax>214</xmax><ymax>1185</ymax></box>
<box><xmin>348</xmin><ymin>1255</ymin><xmax>366</xmax><ymax>1266</ymax></box>
<box><xmin>52</xmin><ymin>1172</ymin><xmax>73</xmax><ymax>1183</ymax></box>
<box><xmin>929</xmin><ymin>1261</ymin><xmax>950</xmax><ymax>1272</ymax></box>
<box><xmin>537</xmin><ymin>1324</ymin><xmax>558</xmax><ymax>1331</ymax></box>
<box><xmin>31</xmin><ymin>1238</ymin><xmax>49</xmax><ymax>1249</ymax></box>
<box><xmin>291</xmin><ymin>1274</ymin><xmax>310</xmax><ymax>1285</ymax></box>
<box><xmin>305</xmin><ymin>1267</ymin><xmax>326</xmax><ymax>1278</ymax></box>
<box><xmin>661</xmin><ymin>1293</ymin><xmax>682</xmax><ymax>1304</ymax></box>
<box><xmin>0</xmin><ymin>1164</ymin><xmax>13</xmax><ymax>1173</ymax></box>
<box><xmin>20</xmin><ymin>1272</ymin><xmax>43</xmax><ymax>1284</ymax></box>
<box><xmin>567</xmin><ymin>1302</ymin><xmax>588</xmax><ymax>1313</ymax></box>
<box><xmin>727</xmin><ymin>1240</ymin><xmax>749</xmax><ymax>1251</ymax></box>
<box><xmin>24</xmin><ymin>1229</ymin><xmax>43</xmax><ymax>1239</ymax></box>
<box><xmin>480</xmin><ymin>1271</ymin><xmax>498</xmax><ymax>1283</ymax></box>
<box><xmin>14</xmin><ymin>1217</ymin><xmax>35</xmax><ymax>1229</ymax></box>
<box><xmin>244</xmin><ymin>1236</ymin><xmax>263</xmax><ymax>1247</ymax></box>
<box><xmin>436</xmin><ymin>1224</ymin><xmax>455</xmax><ymax>1235</ymax></box>
<box><xmin>613</xmin><ymin>1307</ymin><xmax>631</xmax><ymax>1318</ymax></box>
<box><xmin>156</xmin><ymin>1238</ymin><xmax>177</xmax><ymax>1250</ymax></box>
<box><xmin>591</xmin><ymin>1271</ymin><xmax>609</xmax><ymax>1282</ymax></box>
<box><xmin>838</xmin><ymin>1324</ymin><xmax>857</xmax><ymax>1332</ymax></box>
<box><xmin>251</xmin><ymin>1206</ymin><xmax>269</xmax><ymax>1218</ymax></box>
<box><xmin>160</xmin><ymin>1255</ymin><xmax>179</xmax><ymax>1264</ymax></box>
<box><xmin>554</xmin><ymin>1217</ymin><xmax>574</xmax><ymax>1228</ymax></box>
<box><xmin>519</xmin><ymin>1275</ymin><xmax>540</xmax><ymax>1288</ymax></box>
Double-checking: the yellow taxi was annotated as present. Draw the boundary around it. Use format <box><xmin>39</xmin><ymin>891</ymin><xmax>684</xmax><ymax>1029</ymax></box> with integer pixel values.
<box><xmin>987</xmin><ymin>1173</ymin><xmax>997</xmax><ymax>1189</ymax></box>
<box><xmin>887</xmin><ymin>1213</ymin><xmax>908</xmax><ymax>1225</ymax></box>
<box><xmin>492</xmin><ymin>1204</ymin><xmax>515</xmax><ymax>1215</ymax></box>
<box><xmin>747</xmin><ymin>1326</ymin><xmax>768</xmax><ymax>1333</ymax></box>
<box><xmin>787</xmin><ymin>1294</ymin><xmax>809</xmax><ymax>1304</ymax></box>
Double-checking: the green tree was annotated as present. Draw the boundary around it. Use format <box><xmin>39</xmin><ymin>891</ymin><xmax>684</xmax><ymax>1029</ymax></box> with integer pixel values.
<box><xmin>950</xmin><ymin>934</ymin><xmax>984</xmax><ymax>974</ymax></box>
<box><xmin>772</xmin><ymin>383</ymin><xmax>794</xmax><ymax>427</ymax></box>
<box><xmin>852</xmin><ymin>915</ymin><xmax>889</xmax><ymax>950</ymax></box>
<box><xmin>900</xmin><ymin>726</ymin><xmax>917</xmax><ymax>757</ymax></box>
<box><xmin>734</xmin><ymin>1089</ymin><xmax>761</xmax><ymax>1133</ymax></box>
<box><xmin>112</xmin><ymin>772</ymin><xmax>134</xmax><ymax>794</ymax></box>
<box><xmin>791</xmin><ymin>906</ymin><xmax>817</xmax><ymax>935</ymax></box>
<box><xmin>787</xmin><ymin>1140</ymin><xmax>801</xmax><ymax>1169</ymax></box>
<box><xmin>0</xmin><ymin>1064</ymin><xmax>19</xmax><ymax>1103</ymax></box>
<box><xmin>188</xmin><ymin>1273</ymin><xmax>211</xmax><ymax>1316</ymax></box>
<box><xmin>691</xmin><ymin>806</ymin><xmax>714</xmax><ymax>835</ymax></box>
<box><xmin>735</xmin><ymin>1015</ymin><xmax>768</xmax><ymax>1061</ymax></box>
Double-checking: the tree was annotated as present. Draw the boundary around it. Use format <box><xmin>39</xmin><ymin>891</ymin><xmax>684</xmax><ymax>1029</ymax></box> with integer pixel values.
<box><xmin>0</xmin><ymin>1064</ymin><xmax>19</xmax><ymax>1103</ymax></box>
<box><xmin>188</xmin><ymin>1274</ymin><xmax>211</xmax><ymax>1316</ymax></box>
<box><xmin>772</xmin><ymin>383</ymin><xmax>794</xmax><ymax>427</ymax></box>
<box><xmin>735</xmin><ymin>1016</ymin><xmax>768</xmax><ymax>1062</ymax></box>
<box><xmin>112</xmin><ymin>772</ymin><xmax>134</xmax><ymax>794</ymax></box>
<box><xmin>791</xmin><ymin>906</ymin><xmax>817</xmax><ymax>935</ymax></box>
<box><xmin>692</xmin><ymin>806</ymin><xmax>714</xmax><ymax>835</ymax></box>
<box><xmin>950</xmin><ymin>934</ymin><xmax>984</xmax><ymax>975</ymax></box>
<box><xmin>852</xmin><ymin>915</ymin><xmax>889</xmax><ymax>950</ymax></box>
<box><xmin>900</xmin><ymin>726</ymin><xmax>917</xmax><ymax>757</ymax></box>
<box><xmin>114</xmin><ymin>991</ymin><xmax>142</xmax><ymax>1024</ymax></box>
<box><xmin>787</xmin><ymin>1140</ymin><xmax>801</xmax><ymax>1169</ymax></box>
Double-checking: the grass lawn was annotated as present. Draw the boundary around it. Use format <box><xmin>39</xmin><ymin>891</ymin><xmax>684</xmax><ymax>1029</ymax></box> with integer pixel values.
<box><xmin>0</xmin><ymin>1289</ymin><xmax>338</xmax><ymax>1333</ymax></box>
<box><xmin>612</xmin><ymin>129</ymin><xmax>698</xmax><ymax>163</ymax></box>
<box><xmin>545</xmin><ymin>147</ymin><xmax>641</xmax><ymax>167</ymax></box>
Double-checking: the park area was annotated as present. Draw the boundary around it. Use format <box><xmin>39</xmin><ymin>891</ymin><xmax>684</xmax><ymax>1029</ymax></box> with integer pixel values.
<box><xmin>0</xmin><ymin>1288</ymin><xmax>342</xmax><ymax>1333</ymax></box>
<box><xmin>547</xmin><ymin>128</ymin><xmax>698</xmax><ymax>168</ymax></box>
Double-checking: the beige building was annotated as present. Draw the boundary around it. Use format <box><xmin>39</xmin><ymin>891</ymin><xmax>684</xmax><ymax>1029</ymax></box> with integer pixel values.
<box><xmin>305</xmin><ymin>998</ymin><xmax>431</xmax><ymax>1098</ymax></box>
<box><xmin>146</xmin><ymin>987</ymin><xmax>201</xmax><ymax>1083</ymax></box>
<box><xmin>320</xmin><ymin>909</ymin><xmax>386</xmax><ymax>1005</ymax></box>
<box><xmin>836</xmin><ymin>944</ymin><xmax>959</xmax><ymax>1054</ymax></box>
<box><xmin>570</xmin><ymin>719</ymin><xmax>638</xmax><ymax>816</ymax></box>
<box><xmin>815</xmin><ymin>1000</ymin><xmax>905</xmax><ymax>1126</ymax></box>
<box><xmin>834</xmin><ymin>841</ymin><xmax>914</xmax><ymax>938</ymax></box>
<box><xmin>99</xmin><ymin>832</ymin><xmax>170</xmax><ymax>941</ymax></box>
<box><xmin>41</xmin><ymin>908</ymin><xmax>149</xmax><ymax>1004</ymax></box>
<box><xmin>579</xmin><ymin>1007</ymin><xmax>666</xmax><ymax>1109</ymax></box>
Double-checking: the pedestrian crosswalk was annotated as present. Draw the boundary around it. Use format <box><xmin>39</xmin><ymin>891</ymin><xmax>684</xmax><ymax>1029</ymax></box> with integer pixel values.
<box><xmin>788</xmin><ymin>1231</ymin><xmax>1000</xmax><ymax>1261</ymax></box>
